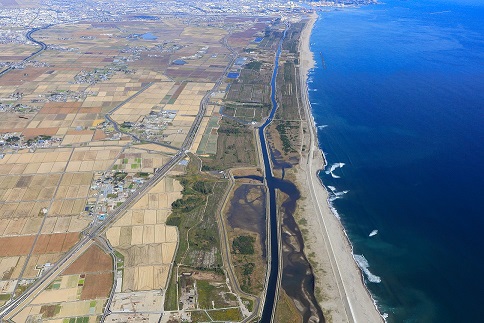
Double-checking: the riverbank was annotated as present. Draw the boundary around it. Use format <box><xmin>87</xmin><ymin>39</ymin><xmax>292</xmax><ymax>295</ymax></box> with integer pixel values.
<box><xmin>295</xmin><ymin>12</ymin><xmax>384</xmax><ymax>322</ymax></box>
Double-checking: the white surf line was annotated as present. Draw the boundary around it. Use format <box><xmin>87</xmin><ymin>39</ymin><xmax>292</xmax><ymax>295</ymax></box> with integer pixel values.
<box><xmin>308</xmin><ymin>154</ymin><xmax>357</xmax><ymax>323</ymax></box>
<box><xmin>302</xmin><ymin>73</ymin><xmax>357</xmax><ymax>322</ymax></box>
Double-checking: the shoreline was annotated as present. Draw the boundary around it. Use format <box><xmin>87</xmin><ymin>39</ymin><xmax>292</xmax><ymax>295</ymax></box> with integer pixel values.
<box><xmin>295</xmin><ymin>11</ymin><xmax>384</xmax><ymax>322</ymax></box>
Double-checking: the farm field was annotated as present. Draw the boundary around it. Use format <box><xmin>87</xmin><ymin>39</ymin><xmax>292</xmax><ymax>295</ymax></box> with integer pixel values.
<box><xmin>10</xmin><ymin>245</ymin><xmax>113</xmax><ymax>322</ymax></box>
<box><xmin>0</xmin><ymin>7</ymin><xmax>291</xmax><ymax>322</ymax></box>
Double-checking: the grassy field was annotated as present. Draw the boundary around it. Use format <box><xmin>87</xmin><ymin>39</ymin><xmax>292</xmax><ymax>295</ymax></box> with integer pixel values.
<box><xmin>207</xmin><ymin>308</ymin><xmax>243</xmax><ymax>321</ymax></box>
<box><xmin>274</xmin><ymin>289</ymin><xmax>303</xmax><ymax>323</ymax></box>
<box><xmin>164</xmin><ymin>157</ymin><xmax>230</xmax><ymax>310</ymax></box>
<box><xmin>201</xmin><ymin>119</ymin><xmax>257</xmax><ymax>170</ymax></box>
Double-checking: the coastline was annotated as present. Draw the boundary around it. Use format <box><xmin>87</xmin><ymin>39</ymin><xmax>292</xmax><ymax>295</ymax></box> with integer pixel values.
<box><xmin>295</xmin><ymin>12</ymin><xmax>384</xmax><ymax>322</ymax></box>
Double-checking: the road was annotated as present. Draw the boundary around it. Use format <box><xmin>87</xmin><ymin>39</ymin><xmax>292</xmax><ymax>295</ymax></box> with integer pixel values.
<box><xmin>0</xmin><ymin>84</ymin><xmax>188</xmax><ymax>321</ymax></box>
<box><xmin>0</xmin><ymin>26</ymin><xmax>48</xmax><ymax>77</ymax></box>
<box><xmin>214</xmin><ymin>169</ymin><xmax>261</xmax><ymax>322</ymax></box>
<box><xmin>298</xmin><ymin>43</ymin><xmax>357</xmax><ymax>323</ymax></box>
<box><xmin>0</xmin><ymin>27</ymin><xmax>241</xmax><ymax>322</ymax></box>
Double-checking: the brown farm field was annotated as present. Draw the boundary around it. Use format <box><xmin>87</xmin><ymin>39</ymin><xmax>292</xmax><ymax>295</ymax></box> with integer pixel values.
<box><xmin>0</xmin><ymin>233</ymin><xmax>79</xmax><ymax>257</ymax></box>
<box><xmin>80</xmin><ymin>271</ymin><xmax>113</xmax><ymax>300</ymax></box>
<box><xmin>0</xmin><ymin>12</ymin><xmax>285</xmax><ymax>322</ymax></box>
<box><xmin>63</xmin><ymin>245</ymin><xmax>113</xmax><ymax>275</ymax></box>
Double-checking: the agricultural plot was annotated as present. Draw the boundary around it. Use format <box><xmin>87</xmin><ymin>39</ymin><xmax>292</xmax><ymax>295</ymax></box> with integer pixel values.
<box><xmin>0</xmin><ymin>145</ymin><xmax>120</xmax><ymax>299</ymax></box>
<box><xmin>0</xmin><ymin>11</ymin><xmax>279</xmax><ymax>322</ymax></box>
<box><xmin>10</xmin><ymin>245</ymin><xmax>113</xmax><ymax>322</ymax></box>
<box><xmin>106</xmin><ymin>174</ymin><xmax>182</xmax><ymax>292</ymax></box>
<box><xmin>195</xmin><ymin>116</ymin><xmax>220</xmax><ymax>155</ymax></box>
<box><xmin>111</xmin><ymin>82</ymin><xmax>174</xmax><ymax>124</ymax></box>
<box><xmin>112</xmin><ymin>148</ymin><xmax>167</xmax><ymax>173</ymax></box>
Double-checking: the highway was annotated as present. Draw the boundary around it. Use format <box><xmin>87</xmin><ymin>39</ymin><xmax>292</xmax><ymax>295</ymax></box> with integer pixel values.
<box><xmin>0</xmin><ymin>150</ymin><xmax>185</xmax><ymax>320</ymax></box>
<box><xmin>0</xmin><ymin>26</ymin><xmax>48</xmax><ymax>77</ymax></box>
<box><xmin>0</xmin><ymin>27</ymin><xmax>241</xmax><ymax>322</ymax></box>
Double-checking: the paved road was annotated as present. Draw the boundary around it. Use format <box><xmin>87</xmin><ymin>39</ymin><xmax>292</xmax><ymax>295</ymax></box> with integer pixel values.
<box><xmin>298</xmin><ymin>50</ymin><xmax>356</xmax><ymax>323</ymax></box>
<box><xmin>0</xmin><ymin>25</ymin><xmax>248</xmax><ymax>323</ymax></box>
<box><xmin>0</xmin><ymin>26</ymin><xmax>48</xmax><ymax>77</ymax></box>
<box><xmin>0</xmin><ymin>86</ymin><xmax>189</xmax><ymax>320</ymax></box>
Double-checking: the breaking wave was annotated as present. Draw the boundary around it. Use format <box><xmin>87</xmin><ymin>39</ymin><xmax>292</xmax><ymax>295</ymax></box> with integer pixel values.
<box><xmin>325</xmin><ymin>162</ymin><xmax>345</xmax><ymax>178</ymax></box>
<box><xmin>317</xmin><ymin>124</ymin><xmax>328</xmax><ymax>129</ymax></box>
<box><xmin>327</xmin><ymin>185</ymin><xmax>349</xmax><ymax>202</ymax></box>
<box><xmin>354</xmin><ymin>254</ymin><xmax>381</xmax><ymax>283</ymax></box>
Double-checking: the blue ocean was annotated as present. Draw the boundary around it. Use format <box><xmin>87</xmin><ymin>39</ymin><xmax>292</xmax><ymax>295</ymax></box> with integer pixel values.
<box><xmin>308</xmin><ymin>0</ymin><xmax>484</xmax><ymax>322</ymax></box>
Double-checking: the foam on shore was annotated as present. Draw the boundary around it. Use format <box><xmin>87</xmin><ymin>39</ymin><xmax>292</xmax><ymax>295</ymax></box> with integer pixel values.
<box><xmin>354</xmin><ymin>255</ymin><xmax>382</xmax><ymax>283</ymax></box>
<box><xmin>299</xmin><ymin>11</ymin><xmax>385</xmax><ymax>322</ymax></box>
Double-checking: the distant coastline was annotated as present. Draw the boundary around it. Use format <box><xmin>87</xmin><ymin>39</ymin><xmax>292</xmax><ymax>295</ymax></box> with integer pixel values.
<box><xmin>295</xmin><ymin>11</ymin><xmax>384</xmax><ymax>322</ymax></box>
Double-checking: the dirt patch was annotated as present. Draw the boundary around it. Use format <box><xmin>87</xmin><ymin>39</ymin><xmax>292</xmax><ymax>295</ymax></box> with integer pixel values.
<box><xmin>21</xmin><ymin>127</ymin><xmax>59</xmax><ymax>139</ymax></box>
<box><xmin>0</xmin><ymin>236</ymin><xmax>35</xmax><ymax>256</ymax></box>
<box><xmin>63</xmin><ymin>244</ymin><xmax>112</xmax><ymax>274</ymax></box>
<box><xmin>0</xmin><ymin>233</ymin><xmax>79</xmax><ymax>257</ymax></box>
<box><xmin>80</xmin><ymin>271</ymin><xmax>113</xmax><ymax>300</ymax></box>
<box><xmin>32</xmin><ymin>233</ymin><xmax>79</xmax><ymax>255</ymax></box>
<box><xmin>40</xmin><ymin>304</ymin><xmax>60</xmax><ymax>318</ymax></box>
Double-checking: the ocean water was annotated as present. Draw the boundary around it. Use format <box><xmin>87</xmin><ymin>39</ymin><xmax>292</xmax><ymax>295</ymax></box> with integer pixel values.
<box><xmin>308</xmin><ymin>1</ymin><xmax>484</xmax><ymax>322</ymax></box>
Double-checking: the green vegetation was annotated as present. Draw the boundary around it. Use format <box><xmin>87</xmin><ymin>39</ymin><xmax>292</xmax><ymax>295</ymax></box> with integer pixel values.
<box><xmin>164</xmin><ymin>269</ymin><xmax>179</xmax><ymax>311</ymax></box>
<box><xmin>242</xmin><ymin>297</ymin><xmax>254</xmax><ymax>312</ymax></box>
<box><xmin>46</xmin><ymin>278</ymin><xmax>61</xmax><ymax>290</ymax></box>
<box><xmin>114</xmin><ymin>172</ymin><xmax>127</xmax><ymax>180</ymax></box>
<box><xmin>195</xmin><ymin>280</ymin><xmax>236</xmax><ymax>309</ymax></box>
<box><xmin>165</xmin><ymin>157</ymin><xmax>230</xmax><ymax>310</ymax></box>
<box><xmin>240</xmin><ymin>262</ymin><xmax>255</xmax><ymax>293</ymax></box>
<box><xmin>275</xmin><ymin>62</ymin><xmax>301</xmax><ymax>121</ymax></box>
<box><xmin>65</xmin><ymin>317</ymin><xmax>89</xmax><ymax>323</ymax></box>
<box><xmin>190</xmin><ymin>311</ymin><xmax>211</xmax><ymax>321</ymax></box>
<box><xmin>282</xmin><ymin>23</ymin><xmax>303</xmax><ymax>54</ymax></box>
<box><xmin>201</xmin><ymin>119</ymin><xmax>257</xmax><ymax>170</ymax></box>
<box><xmin>6</xmin><ymin>136</ymin><xmax>20</xmax><ymax>143</ymax></box>
<box><xmin>245</xmin><ymin>60</ymin><xmax>262</xmax><ymax>71</ymax></box>
<box><xmin>274</xmin><ymin>289</ymin><xmax>303</xmax><ymax>323</ymax></box>
<box><xmin>232</xmin><ymin>235</ymin><xmax>255</xmax><ymax>255</ymax></box>
<box><xmin>0</xmin><ymin>294</ymin><xmax>10</xmax><ymax>301</ymax></box>
<box><xmin>171</xmin><ymin>195</ymin><xmax>204</xmax><ymax>213</ymax></box>
<box><xmin>197</xmin><ymin>280</ymin><xmax>216</xmax><ymax>309</ymax></box>
<box><xmin>207</xmin><ymin>308</ymin><xmax>243</xmax><ymax>321</ymax></box>
<box><xmin>193</xmin><ymin>181</ymin><xmax>213</xmax><ymax>194</ymax></box>
<box><xmin>275</xmin><ymin>121</ymin><xmax>298</xmax><ymax>154</ymax></box>
<box><xmin>40</xmin><ymin>304</ymin><xmax>61</xmax><ymax>318</ymax></box>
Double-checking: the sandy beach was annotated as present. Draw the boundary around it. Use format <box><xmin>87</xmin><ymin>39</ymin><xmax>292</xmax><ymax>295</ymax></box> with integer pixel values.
<box><xmin>295</xmin><ymin>12</ymin><xmax>384</xmax><ymax>323</ymax></box>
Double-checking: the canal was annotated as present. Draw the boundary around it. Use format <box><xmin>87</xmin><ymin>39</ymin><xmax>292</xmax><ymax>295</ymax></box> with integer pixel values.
<box><xmin>258</xmin><ymin>28</ymin><xmax>286</xmax><ymax>322</ymax></box>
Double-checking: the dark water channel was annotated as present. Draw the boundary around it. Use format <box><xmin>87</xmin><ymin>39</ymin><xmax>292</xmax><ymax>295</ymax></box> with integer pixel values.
<box><xmin>258</xmin><ymin>28</ymin><xmax>324</xmax><ymax>322</ymax></box>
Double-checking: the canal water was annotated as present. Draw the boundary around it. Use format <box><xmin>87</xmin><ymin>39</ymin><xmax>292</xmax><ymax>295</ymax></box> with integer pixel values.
<box><xmin>258</xmin><ymin>28</ymin><xmax>323</xmax><ymax>322</ymax></box>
